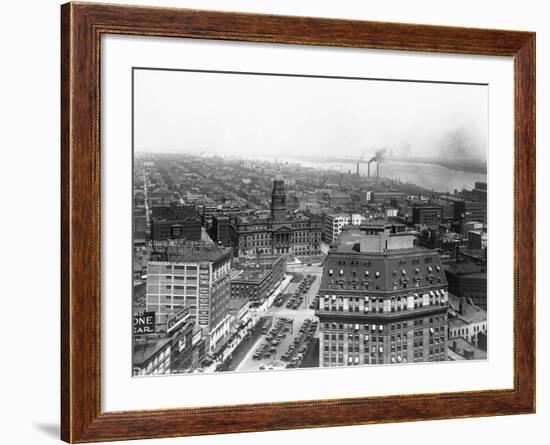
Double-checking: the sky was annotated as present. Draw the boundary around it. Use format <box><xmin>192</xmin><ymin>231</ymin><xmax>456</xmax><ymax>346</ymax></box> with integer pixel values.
<box><xmin>134</xmin><ymin>68</ymin><xmax>488</xmax><ymax>171</ymax></box>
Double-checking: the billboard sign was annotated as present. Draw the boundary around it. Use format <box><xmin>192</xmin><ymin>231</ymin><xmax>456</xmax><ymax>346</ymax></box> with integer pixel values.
<box><xmin>198</xmin><ymin>263</ymin><xmax>210</xmax><ymax>326</ymax></box>
<box><xmin>167</xmin><ymin>306</ymin><xmax>191</xmax><ymax>334</ymax></box>
<box><xmin>133</xmin><ymin>311</ymin><xmax>155</xmax><ymax>335</ymax></box>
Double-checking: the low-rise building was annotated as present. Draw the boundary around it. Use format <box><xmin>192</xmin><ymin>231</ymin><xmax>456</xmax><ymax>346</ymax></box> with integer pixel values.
<box><xmin>150</xmin><ymin>203</ymin><xmax>202</xmax><ymax>242</ymax></box>
<box><xmin>468</xmin><ymin>230</ymin><xmax>488</xmax><ymax>250</ymax></box>
<box><xmin>368</xmin><ymin>191</ymin><xmax>405</xmax><ymax>205</ymax></box>
<box><xmin>444</xmin><ymin>260</ymin><xmax>487</xmax><ymax>310</ymax></box>
<box><xmin>133</xmin><ymin>338</ymin><xmax>172</xmax><ymax>376</ymax></box>
<box><xmin>454</xmin><ymin>200</ymin><xmax>487</xmax><ymax>231</ymax></box>
<box><xmin>447</xmin><ymin>293</ymin><xmax>487</xmax><ymax>349</ymax></box>
<box><xmin>448</xmin><ymin>337</ymin><xmax>487</xmax><ymax>360</ymax></box>
<box><xmin>230</xmin><ymin>255</ymin><xmax>286</xmax><ymax>307</ymax></box>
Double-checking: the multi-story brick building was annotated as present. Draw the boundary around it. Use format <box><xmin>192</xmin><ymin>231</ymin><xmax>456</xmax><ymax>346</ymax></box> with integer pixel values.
<box><xmin>150</xmin><ymin>202</ymin><xmax>202</xmax><ymax>242</ymax></box>
<box><xmin>209</xmin><ymin>215</ymin><xmax>231</xmax><ymax>246</ymax></box>
<box><xmin>453</xmin><ymin>199</ymin><xmax>487</xmax><ymax>230</ymax></box>
<box><xmin>444</xmin><ymin>260</ymin><xmax>487</xmax><ymax>310</ymax></box>
<box><xmin>230</xmin><ymin>255</ymin><xmax>286</xmax><ymax>307</ymax></box>
<box><xmin>230</xmin><ymin>177</ymin><xmax>322</xmax><ymax>257</ymax></box>
<box><xmin>447</xmin><ymin>293</ymin><xmax>487</xmax><ymax>350</ymax></box>
<box><xmin>316</xmin><ymin>226</ymin><xmax>449</xmax><ymax>367</ymax></box>
<box><xmin>412</xmin><ymin>203</ymin><xmax>443</xmax><ymax>228</ymax></box>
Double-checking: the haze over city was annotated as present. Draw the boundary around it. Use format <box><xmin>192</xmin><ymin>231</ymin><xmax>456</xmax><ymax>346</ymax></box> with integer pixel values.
<box><xmin>134</xmin><ymin>69</ymin><xmax>488</xmax><ymax>173</ymax></box>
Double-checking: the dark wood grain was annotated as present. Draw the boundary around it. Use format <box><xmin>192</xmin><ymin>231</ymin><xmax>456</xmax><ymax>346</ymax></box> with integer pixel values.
<box><xmin>60</xmin><ymin>2</ymin><xmax>536</xmax><ymax>443</ymax></box>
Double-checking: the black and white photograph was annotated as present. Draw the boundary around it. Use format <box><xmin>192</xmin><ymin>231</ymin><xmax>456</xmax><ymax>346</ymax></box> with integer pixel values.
<box><xmin>132</xmin><ymin>68</ymin><xmax>488</xmax><ymax>376</ymax></box>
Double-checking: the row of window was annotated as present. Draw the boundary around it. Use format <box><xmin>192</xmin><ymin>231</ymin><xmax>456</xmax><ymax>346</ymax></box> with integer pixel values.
<box><xmin>321</xmin><ymin>297</ymin><xmax>446</xmax><ymax>313</ymax></box>
<box><xmin>148</xmin><ymin>264</ymin><xmax>198</xmax><ymax>274</ymax></box>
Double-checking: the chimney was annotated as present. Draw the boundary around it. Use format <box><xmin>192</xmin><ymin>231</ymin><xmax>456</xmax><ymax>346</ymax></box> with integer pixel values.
<box><xmin>376</xmin><ymin>162</ymin><xmax>380</xmax><ymax>178</ymax></box>
<box><xmin>356</xmin><ymin>162</ymin><xmax>360</xmax><ymax>176</ymax></box>
<box><xmin>367</xmin><ymin>162</ymin><xmax>370</xmax><ymax>178</ymax></box>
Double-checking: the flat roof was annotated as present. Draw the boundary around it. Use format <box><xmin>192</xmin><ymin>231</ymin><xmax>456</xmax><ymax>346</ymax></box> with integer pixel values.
<box><xmin>448</xmin><ymin>293</ymin><xmax>487</xmax><ymax>324</ymax></box>
<box><xmin>133</xmin><ymin>338</ymin><xmax>171</xmax><ymax>366</ymax></box>
<box><xmin>449</xmin><ymin>337</ymin><xmax>487</xmax><ymax>360</ymax></box>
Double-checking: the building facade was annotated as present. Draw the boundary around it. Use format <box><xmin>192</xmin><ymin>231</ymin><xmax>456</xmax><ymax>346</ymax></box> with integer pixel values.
<box><xmin>230</xmin><ymin>177</ymin><xmax>322</xmax><ymax>257</ymax></box>
<box><xmin>467</xmin><ymin>230</ymin><xmax>488</xmax><ymax>250</ymax></box>
<box><xmin>453</xmin><ymin>200</ymin><xmax>487</xmax><ymax>230</ymax></box>
<box><xmin>448</xmin><ymin>294</ymin><xmax>487</xmax><ymax>350</ymax></box>
<box><xmin>412</xmin><ymin>203</ymin><xmax>443</xmax><ymax>228</ymax></box>
<box><xmin>209</xmin><ymin>215</ymin><xmax>231</xmax><ymax>245</ymax></box>
<box><xmin>316</xmin><ymin>227</ymin><xmax>449</xmax><ymax>367</ymax></box>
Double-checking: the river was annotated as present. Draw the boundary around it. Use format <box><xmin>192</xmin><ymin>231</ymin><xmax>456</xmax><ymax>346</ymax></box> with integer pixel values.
<box><xmin>272</xmin><ymin>157</ymin><xmax>487</xmax><ymax>193</ymax></box>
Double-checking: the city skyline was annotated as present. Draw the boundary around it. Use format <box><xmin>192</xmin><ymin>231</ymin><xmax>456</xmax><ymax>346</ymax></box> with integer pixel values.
<box><xmin>132</xmin><ymin>70</ymin><xmax>488</xmax><ymax>376</ymax></box>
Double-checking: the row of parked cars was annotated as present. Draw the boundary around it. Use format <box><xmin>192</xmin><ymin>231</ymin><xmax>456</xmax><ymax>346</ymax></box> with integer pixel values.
<box><xmin>253</xmin><ymin>317</ymin><xmax>293</xmax><ymax>360</ymax></box>
<box><xmin>281</xmin><ymin>318</ymin><xmax>318</xmax><ymax>368</ymax></box>
<box><xmin>286</xmin><ymin>275</ymin><xmax>317</xmax><ymax>310</ymax></box>
<box><xmin>309</xmin><ymin>293</ymin><xmax>320</xmax><ymax>310</ymax></box>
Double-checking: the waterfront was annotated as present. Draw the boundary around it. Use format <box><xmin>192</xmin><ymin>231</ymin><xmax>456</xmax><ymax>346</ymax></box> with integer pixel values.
<box><xmin>252</xmin><ymin>155</ymin><xmax>487</xmax><ymax>193</ymax></box>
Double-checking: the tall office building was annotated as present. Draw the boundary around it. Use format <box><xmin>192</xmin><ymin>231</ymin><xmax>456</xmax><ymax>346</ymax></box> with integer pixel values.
<box><xmin>316</xmin><ymin>225</ymin><xmax>449</xmax><ymax>367</ymax></box>
<box><xmin>145</xmin><ymin>242</ymin><xmax>233</xmax><ymax>352</ymax></box>
<box><xmin>324</xmin><ymin>213</ymin><xmax>365</xmax><ymax>244</ymax></box>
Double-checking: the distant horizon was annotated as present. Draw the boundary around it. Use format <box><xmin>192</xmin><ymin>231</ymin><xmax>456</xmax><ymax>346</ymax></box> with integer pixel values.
<box><xmin>135</xmin><ymin>150</ymin><xmax>487</xmax><ymax>176</ymax></box>
<box><xmin>134</xmin><ymin>69</ymin><xmax>488</xmax><ymax>174</ymax></box>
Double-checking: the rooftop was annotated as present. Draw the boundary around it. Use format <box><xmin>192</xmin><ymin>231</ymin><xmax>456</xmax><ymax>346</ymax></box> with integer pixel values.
<box><xmin>448</xmin><ymin>293</ymin><xmax>487</xmax><ymax>324</ymax></box>
<box><xmin>133</xmin><ymin>338</ymin><xmax>171</xmax><ymax>366</ymax></box>
<box><xmin>229</xmin><ymin>297</ymin><xmax>250</xmax><ymax>312</ymax></box>
<box><xmin>448</xmin><ymin>337</ymin><xmax>487</xmax><ymax>360</ymax></box>
<box><xmin>231</xmin><ymin>268</ymin><xmax>270</xmax><ymax>282</ymax></box>
<box><xmin>444</xmin><ymin>261</ymin><xmax>486</xmax><ymax>277</ymax></box>
<box><xmin>151</xmin><ymin>242</ymin><xmax>231</xmax><ymax>263</ymax></box>
<box><xmin>320</xmin><ymin>243</ymin><xmax>447</xmax><ymax>293</ymax></box>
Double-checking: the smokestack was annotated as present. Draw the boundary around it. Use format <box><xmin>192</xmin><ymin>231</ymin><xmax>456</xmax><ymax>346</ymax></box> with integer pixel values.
<box><xmin>356</xmin><ymin>162</ymin><xmax>359</xmax><ymax>176</ymax></box>
<box><xmin>377</xmin><ymin>162</ymin><xmax>379</xmax><ymax>178</ymax></box>
<box><xmin>367</xmin><ymin>162</ymin><xmax>370</xmax><ymax>178</ymax></box>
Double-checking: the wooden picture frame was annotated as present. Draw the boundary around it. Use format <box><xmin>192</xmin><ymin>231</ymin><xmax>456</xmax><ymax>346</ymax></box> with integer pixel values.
<box><xmin>61</xmin><ymin>2</ymin><xmax>535</xmax><ymax>442</ymax></box>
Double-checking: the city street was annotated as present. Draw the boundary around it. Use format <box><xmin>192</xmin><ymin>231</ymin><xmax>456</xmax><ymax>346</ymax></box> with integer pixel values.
<box><xmin>235</xmin><ymin>264</ymin><xmax>323</xmax><ymax>372</ymax></box>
